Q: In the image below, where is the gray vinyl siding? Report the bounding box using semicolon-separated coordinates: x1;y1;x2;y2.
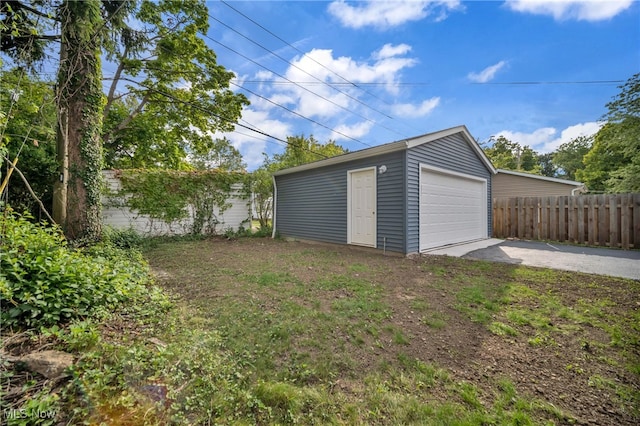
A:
275;151;406;253
493;173;580;197
406;134;492;254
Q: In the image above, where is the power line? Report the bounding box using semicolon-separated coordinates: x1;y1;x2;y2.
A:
204;35;373;146
219;0;395;108
207;12;409;141
230;81;369;147
239;79;626;86
208;12;394;120
130;82;330;159
99;31;364;153
472;80;624;85
202;33;372;147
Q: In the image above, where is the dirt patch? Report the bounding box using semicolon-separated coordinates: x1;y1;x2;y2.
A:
146;237;640;425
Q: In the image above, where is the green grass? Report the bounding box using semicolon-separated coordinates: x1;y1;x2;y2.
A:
36;238;638;425
454;276;510;323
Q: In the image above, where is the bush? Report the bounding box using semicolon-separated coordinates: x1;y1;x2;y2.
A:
0;211;153;329
101;226;143;249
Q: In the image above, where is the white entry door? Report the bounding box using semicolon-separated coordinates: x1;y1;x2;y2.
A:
420;165;487;251
348;167;376;247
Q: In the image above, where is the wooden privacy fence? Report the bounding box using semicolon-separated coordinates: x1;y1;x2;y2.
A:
493;194;640;249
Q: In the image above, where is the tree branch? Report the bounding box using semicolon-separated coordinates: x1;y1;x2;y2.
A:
104;47;129;121
102;92;151;144
2;156;55;224
10;1;59;21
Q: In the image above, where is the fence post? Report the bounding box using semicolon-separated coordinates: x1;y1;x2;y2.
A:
609;195;619;248
598;194;608;246
558;197;566;242
509;197;517;238
621;194;630;249
568;196;577;242
549;196;558;241
577;196;585;244
587;196;596;245
516;197;524;238
493;198;502;238
540;197;549;240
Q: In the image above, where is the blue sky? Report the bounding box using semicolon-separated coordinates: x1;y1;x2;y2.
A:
204;0;639;170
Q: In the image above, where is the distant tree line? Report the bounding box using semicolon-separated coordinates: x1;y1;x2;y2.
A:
482;73;640;194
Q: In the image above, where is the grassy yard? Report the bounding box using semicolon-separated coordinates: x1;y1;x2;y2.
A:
96;237;638;424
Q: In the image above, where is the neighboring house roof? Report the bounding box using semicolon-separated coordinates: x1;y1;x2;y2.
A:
273;125;497;176
496;169;584;187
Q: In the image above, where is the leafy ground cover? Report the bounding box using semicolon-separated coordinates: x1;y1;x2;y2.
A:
3;235;638;425
138;237;638;425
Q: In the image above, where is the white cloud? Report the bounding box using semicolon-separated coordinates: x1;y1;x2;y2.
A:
327;0;463;29
495;121;603;153
392;97;441;118
225;45;427;162
468;61;507;83
254;70;274;80
331;121;375;141
505;0;633;22
373;43;412;60
284;46;418;118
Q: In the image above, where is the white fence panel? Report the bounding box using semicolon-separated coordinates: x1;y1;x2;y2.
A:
102;170;251;236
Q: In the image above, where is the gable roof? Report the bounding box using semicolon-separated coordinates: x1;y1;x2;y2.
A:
496;169;584;186
273;125;497;176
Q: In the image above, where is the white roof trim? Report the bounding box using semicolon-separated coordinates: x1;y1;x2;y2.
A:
496;169;584;186
273;125;496;176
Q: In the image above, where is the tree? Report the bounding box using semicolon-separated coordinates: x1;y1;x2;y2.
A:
2;0;130;240
101;0;248;169
537;152;557;178
553;135;593;181
1;0;248;239
190;138;246;172
0;1;57;67
269;135;346;168
483;136;540;173
578;73;640;193
251;136;347;229
0;68;57;218
52;0;107;241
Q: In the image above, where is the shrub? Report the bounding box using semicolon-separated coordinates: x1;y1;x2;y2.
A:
0;211;153;328
101;226;143;249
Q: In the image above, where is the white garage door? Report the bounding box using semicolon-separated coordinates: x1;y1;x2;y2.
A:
420;166;487;251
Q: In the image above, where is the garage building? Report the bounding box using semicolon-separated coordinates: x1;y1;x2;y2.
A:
272;125;497;254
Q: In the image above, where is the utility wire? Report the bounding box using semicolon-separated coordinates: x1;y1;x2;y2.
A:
102;37;360;155
208;12;409;141
95;14;366;152
132;82;330;159
229;80;369;146
472;80;624;85
203;33;372;147
2;3;348;161
219;0;394;108
238;79;625;86
209;13;394;120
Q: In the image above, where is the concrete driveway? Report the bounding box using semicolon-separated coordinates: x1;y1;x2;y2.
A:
425;239;640;280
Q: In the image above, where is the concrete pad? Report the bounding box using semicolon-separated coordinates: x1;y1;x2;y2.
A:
422;238;505;257
464;240;640;280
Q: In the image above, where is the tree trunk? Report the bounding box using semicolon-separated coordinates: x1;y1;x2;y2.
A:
54;0;104;241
